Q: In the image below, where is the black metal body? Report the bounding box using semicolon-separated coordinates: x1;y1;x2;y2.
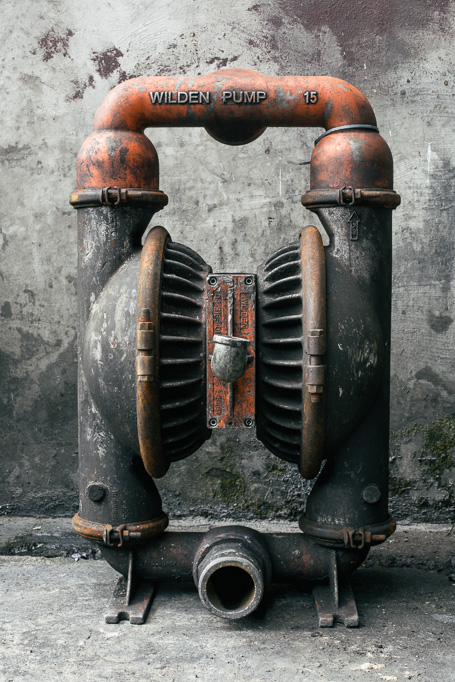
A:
303;206;392;536
77;206;167;533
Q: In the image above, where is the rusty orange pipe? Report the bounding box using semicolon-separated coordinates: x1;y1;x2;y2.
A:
76;67;393;193
92;68;376;132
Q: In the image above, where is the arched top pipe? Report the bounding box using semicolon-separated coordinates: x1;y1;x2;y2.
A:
74;67;397;199
92;68;376;134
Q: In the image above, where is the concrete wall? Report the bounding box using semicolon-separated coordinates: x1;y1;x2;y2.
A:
1;0;454;522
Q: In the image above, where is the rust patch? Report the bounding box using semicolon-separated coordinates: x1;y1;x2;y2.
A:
206;56;239;69
32;28;74;62
136;227;169;479
278;0;453;64
428;312;453;334
91;47;124;79
67;74;95;102
1;302;12;319
300;226;326;479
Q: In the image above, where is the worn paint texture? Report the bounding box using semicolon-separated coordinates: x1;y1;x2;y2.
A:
0;0;454;522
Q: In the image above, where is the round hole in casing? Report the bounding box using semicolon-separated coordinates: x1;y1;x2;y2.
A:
205;565;256;612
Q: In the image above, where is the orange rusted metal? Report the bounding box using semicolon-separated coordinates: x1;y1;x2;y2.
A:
75;68;393;192
206;274;256;429
136;226;170;479
299;515;396;548
72;511;169;546
309;129;393;191
300;226;326;479
77;129;161;191
301;187;401;209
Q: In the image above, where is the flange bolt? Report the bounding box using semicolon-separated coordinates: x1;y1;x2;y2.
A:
362;484;381;504
86;483;107;502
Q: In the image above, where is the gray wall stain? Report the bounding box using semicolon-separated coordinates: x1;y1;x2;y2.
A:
0;0;454;522
428;312;453;334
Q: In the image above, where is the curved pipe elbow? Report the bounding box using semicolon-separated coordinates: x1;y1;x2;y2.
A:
76;67;392;192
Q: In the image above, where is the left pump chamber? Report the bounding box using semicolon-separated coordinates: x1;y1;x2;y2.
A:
82;227;212;465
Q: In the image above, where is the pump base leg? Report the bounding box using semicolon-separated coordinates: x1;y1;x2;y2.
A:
105;550;156;624
312;550;359;627
105;575;156;624
313;580;359;627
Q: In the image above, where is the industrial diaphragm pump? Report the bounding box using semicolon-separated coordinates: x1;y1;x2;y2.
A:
71;68;400;626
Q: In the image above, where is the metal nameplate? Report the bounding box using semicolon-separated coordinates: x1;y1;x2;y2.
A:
206;274;256;429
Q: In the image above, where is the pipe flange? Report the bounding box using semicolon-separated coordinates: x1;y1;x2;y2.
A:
72;512;169;546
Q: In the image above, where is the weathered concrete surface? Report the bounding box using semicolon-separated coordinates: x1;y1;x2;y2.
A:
0;0;454;521
1;552;455;681
0;520;454;681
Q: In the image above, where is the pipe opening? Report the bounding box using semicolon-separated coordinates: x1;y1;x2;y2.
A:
205;564;256;612
194;529;272;620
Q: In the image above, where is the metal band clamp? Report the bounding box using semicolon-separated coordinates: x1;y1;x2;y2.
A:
314;124;379;146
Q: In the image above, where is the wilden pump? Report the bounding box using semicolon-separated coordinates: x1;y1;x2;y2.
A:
70;68;401;626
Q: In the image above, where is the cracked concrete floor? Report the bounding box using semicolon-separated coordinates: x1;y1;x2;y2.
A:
1;558;455;680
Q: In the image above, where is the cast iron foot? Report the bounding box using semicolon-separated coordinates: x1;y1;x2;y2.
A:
105;576;156;624
312;550;359;627
105;550;156;624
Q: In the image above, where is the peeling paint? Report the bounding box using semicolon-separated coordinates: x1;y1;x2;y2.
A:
32;28;74;62
91;47;123;79
1;302;12;319
0;145;32;167
67;74;95;102
428;312;453;334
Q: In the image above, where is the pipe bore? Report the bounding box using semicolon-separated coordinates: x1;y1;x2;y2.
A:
193;528;272;620
206;565;255;611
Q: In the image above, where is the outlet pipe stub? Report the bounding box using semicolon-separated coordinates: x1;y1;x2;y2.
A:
193;527;272;620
